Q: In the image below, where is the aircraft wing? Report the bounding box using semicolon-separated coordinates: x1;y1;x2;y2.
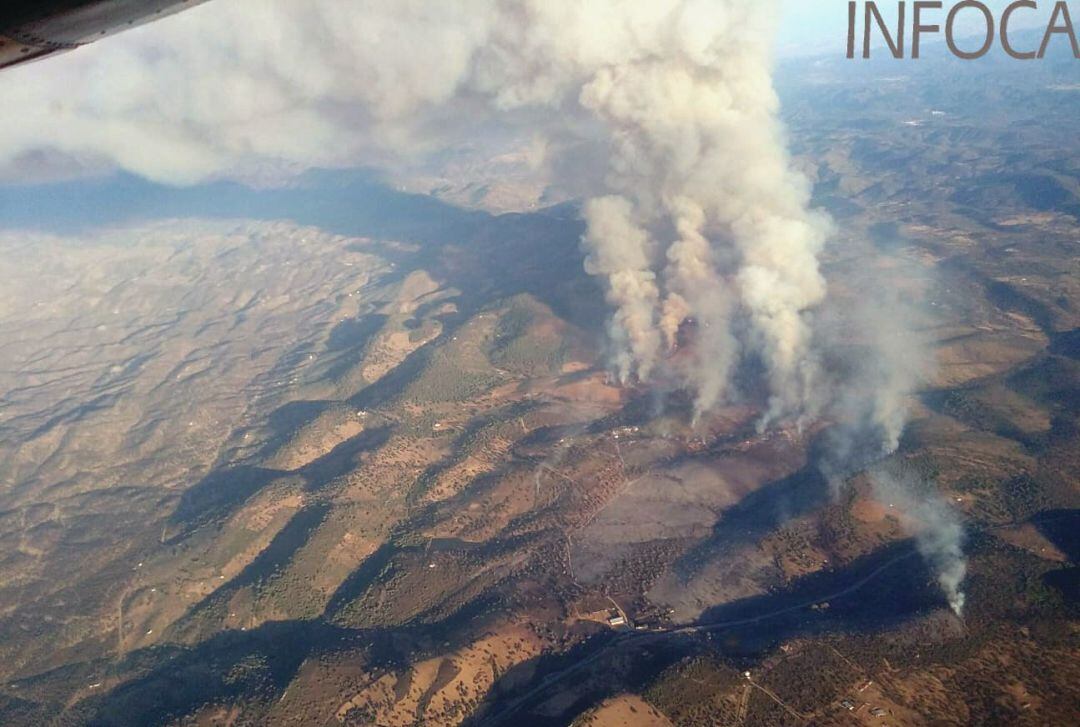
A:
0;0;209;70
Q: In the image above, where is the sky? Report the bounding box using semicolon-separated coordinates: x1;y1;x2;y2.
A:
776;0;1049;58
777;0;852;57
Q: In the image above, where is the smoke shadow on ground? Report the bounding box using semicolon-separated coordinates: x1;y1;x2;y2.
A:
320;504;466;621
919;387;1049;452
0;168;485;242
955;173;1080;224
0;170;619;718
469;540;940;727
0;167;605;336
667;461;830;583
4;167;608;522
1026;510;1080;608
0;167;602;312
346;340;439;412
1043;568;1080;606
162;426;397;631
1033;509;1080;563
326;313;390;353
693;540;939;652
1013;363;1080;413
939;257;1057;337
1049;329;1080;360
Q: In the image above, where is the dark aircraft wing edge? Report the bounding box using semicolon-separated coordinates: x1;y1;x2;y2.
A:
0;0;210;71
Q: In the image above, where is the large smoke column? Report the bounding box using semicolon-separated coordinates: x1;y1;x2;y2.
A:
663;197;739;420
575;6;830;423
582;196;663;384
0;0;829;426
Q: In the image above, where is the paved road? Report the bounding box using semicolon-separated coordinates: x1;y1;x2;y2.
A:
479;546;922;725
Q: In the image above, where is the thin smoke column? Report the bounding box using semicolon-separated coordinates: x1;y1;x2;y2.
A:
817;255;966;616
871;470;967;616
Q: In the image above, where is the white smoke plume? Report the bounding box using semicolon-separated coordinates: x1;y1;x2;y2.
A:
572;10;830;420
818;267;932;487
662;197;738;420
1;0;964;614
0;0;829;426
871;469;967;617
815;251;966;616
582;196;663;384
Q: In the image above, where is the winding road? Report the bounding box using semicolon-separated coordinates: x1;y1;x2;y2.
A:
479;546;923;725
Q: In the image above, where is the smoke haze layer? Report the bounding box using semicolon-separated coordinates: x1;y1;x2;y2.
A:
0;0;831;426
0;0;968;617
